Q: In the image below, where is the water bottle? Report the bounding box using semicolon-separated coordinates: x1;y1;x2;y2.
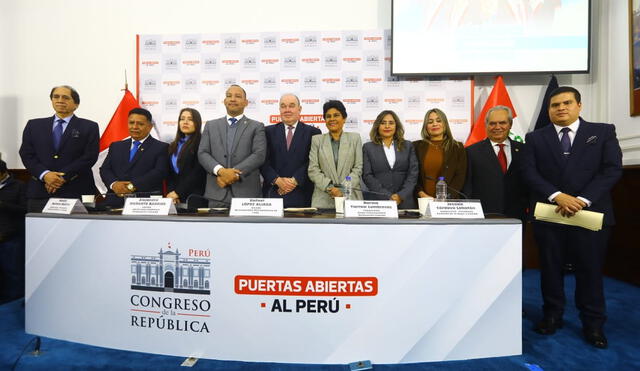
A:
343;176;353;200
435;176;447;201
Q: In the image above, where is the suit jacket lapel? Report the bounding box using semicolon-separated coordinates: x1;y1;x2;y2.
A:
58;115;76;150
288;122;303;153
507;139;522;174
128;137;151;169
541;125;565;167
230;117;248;154
336;134;350;177
566;120;590;168
481;139;503;175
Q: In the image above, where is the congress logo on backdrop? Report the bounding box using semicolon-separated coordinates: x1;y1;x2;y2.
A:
262;35;277;49
223;37;238;49
303;34;319;48
204;98;217;110
243;56;258;69
302;75;318;90
322;54;339;69
282;55;298;69
224;78;237;87
163;57;180;72
344;33;361;48
183;37;200;52
365;54;381;68
142;37;159;52
143;78;159;92
129;243;212;333
365;95;381;110
407;95;423;109
202;56;218;71
262;76;278;90
164;97;179;111
343;75;360;89
450;95;466;108
183;77;199;91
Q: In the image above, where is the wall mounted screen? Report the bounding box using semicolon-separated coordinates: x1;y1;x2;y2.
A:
392;0;590;75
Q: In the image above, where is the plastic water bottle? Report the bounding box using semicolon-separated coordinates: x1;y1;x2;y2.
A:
435;176;447;201
343;176;353;200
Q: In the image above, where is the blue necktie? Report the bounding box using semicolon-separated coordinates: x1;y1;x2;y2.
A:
229;117;238;127
129;141;141;162
53;119;64;151
560;127;572;156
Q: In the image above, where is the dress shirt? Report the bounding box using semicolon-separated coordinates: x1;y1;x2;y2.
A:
383;142;396;168
39;115;73;180
283;122;298;141
213;115;245;176
490;139;512;168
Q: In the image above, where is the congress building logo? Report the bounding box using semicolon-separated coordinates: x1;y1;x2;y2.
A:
163;57;179;72
203;56;218;71
303;75;318;89
283;55;298;69
143;78;158;92
164;97;178;111
344;34;360;47
262;76;278;89
183;37;199;51
143;38;159;52
243;56;257;69
451;95;466;108
263;35;277;48
224;37;238;49
303;34;319;48
131;243;211;295
323;54;339;69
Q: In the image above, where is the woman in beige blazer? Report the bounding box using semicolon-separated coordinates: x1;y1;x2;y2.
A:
308;100;363;209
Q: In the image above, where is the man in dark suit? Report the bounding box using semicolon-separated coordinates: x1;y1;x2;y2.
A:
19;85;99;212
260;94;321;207
522;86;622;348
198;85;266;207
464;105;527;220
100;108;169;207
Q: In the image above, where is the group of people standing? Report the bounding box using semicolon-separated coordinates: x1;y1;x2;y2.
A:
8;83;623;349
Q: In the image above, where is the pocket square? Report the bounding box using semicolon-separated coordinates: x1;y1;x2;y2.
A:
586;136;597;144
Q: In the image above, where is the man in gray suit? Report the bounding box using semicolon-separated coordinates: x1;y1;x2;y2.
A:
198;85;266;207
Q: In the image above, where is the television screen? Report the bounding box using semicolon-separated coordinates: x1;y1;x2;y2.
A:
392;0;590;75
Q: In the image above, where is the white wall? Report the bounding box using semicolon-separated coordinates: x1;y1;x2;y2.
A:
1;0;638;167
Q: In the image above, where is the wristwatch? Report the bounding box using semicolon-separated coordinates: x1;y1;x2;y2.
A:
126;183;135;192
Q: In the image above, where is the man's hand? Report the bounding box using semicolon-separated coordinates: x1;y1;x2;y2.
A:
390;193;402;205
218;168;242;187
43;171;65;192
328;187;343;198
417;191;430;198
275;177;297;195
553;192;586;217
166;191;180;204
112;181;133;196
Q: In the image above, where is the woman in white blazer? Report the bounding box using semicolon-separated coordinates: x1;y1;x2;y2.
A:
308;100;363;209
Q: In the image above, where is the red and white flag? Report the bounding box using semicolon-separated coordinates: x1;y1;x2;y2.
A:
93;89;140;194
465;75;518;147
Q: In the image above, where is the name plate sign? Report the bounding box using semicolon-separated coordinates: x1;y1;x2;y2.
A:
42;198;88;214
230;198;283;217
425;200;484;219
123;198;177;216
344;200;398;218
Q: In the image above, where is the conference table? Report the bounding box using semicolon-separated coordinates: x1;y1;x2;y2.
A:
25;211;522;364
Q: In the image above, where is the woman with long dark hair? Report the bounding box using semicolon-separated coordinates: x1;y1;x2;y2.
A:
166;108;206;206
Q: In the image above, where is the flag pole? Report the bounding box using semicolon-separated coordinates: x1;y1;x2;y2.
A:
124;69;128;91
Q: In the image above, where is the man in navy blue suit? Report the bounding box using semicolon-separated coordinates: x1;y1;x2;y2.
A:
19;85;99;212
260;94;321;207
522;86;622;348
100;108;169;207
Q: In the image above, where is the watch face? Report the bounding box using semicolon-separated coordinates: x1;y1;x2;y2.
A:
127;184;134;191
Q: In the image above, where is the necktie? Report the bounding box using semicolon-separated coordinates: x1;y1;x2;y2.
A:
560;127;572;156
53;119;64;151
229;117;238;127
497;143;507;174
129;141;141;162
286;125;294;150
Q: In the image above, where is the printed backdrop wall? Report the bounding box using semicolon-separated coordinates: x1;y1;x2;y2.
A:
137;30;473;143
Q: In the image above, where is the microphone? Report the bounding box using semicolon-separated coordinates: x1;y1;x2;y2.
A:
422;175;470;200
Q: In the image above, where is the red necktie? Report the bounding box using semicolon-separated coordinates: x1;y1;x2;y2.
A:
497;143;507;174
286;125;294;150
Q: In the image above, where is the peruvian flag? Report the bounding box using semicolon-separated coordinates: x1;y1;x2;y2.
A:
465;76;518;147
93;89;140;194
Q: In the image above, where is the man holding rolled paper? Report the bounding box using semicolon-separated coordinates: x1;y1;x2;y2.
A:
522;86;622;348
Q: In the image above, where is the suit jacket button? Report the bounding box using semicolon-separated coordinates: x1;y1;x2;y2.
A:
54;155;59;159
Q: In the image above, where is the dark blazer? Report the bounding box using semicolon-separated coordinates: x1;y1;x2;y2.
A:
19;115;99;199
413;139;467;198
522;119;622;225
0;176;26;240
100;136;169;203
463;138;527;219
260;122;321;207
362;140;419;209
167;139;206;202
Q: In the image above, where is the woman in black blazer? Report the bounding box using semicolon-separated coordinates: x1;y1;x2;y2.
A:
362;110;418;209
166;108;206;207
